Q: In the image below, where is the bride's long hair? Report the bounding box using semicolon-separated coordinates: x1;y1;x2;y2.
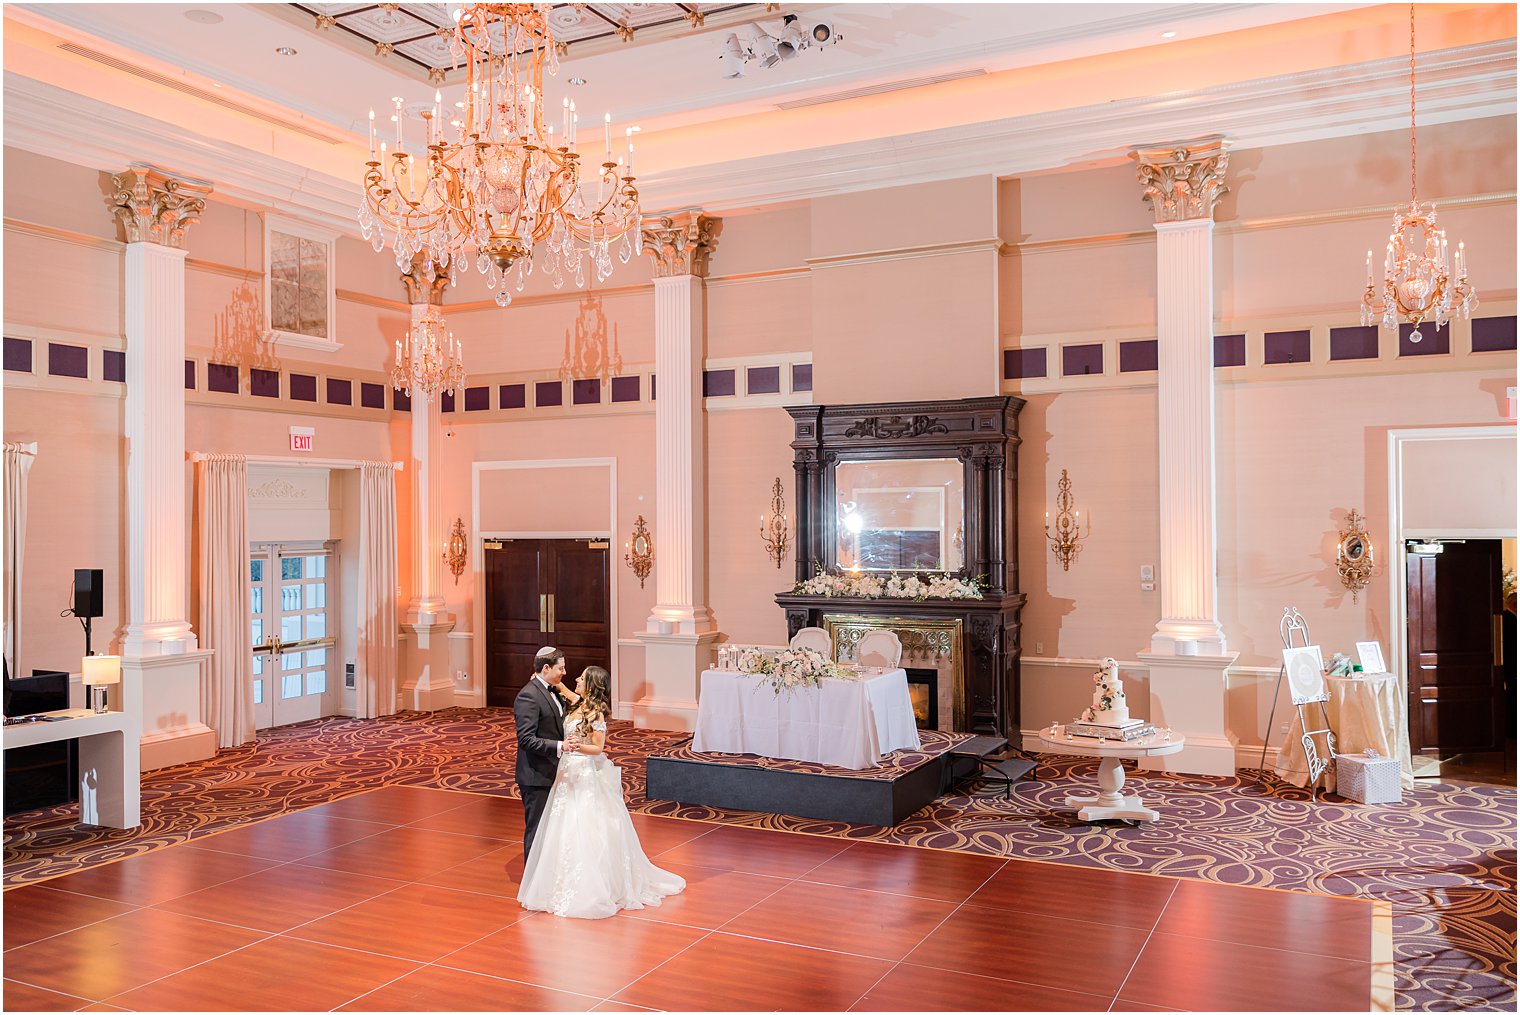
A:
571;666;612;723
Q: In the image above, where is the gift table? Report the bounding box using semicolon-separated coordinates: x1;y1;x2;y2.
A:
1273;672;1413;791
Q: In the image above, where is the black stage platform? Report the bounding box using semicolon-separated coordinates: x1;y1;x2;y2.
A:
647;730;1025;826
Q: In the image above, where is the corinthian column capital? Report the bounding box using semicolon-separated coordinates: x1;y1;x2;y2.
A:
640;211;720;278
401;253;450;306
109;165;212;248
1130;138;1230;224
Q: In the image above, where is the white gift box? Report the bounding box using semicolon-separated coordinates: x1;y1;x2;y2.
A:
1335;750;1402;804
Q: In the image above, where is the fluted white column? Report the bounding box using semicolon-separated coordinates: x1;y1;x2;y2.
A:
114;167;210;656
407;308;448;623
1151;218;1226;654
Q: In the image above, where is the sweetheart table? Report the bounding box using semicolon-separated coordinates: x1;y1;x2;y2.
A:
691;667;920;770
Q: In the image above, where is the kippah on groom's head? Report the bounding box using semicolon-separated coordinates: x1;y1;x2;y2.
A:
534;646;564;672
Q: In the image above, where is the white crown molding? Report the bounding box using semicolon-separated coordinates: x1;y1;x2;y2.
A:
4;40;1512;232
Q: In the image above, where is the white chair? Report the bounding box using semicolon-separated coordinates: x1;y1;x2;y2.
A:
789;626;832;655
855;629;902;669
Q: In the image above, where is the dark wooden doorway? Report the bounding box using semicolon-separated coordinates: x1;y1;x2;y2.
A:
484;538;611;708
1406;539;1505;756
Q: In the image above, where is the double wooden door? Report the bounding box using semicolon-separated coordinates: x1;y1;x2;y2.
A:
1406;539;1506;755
485;538;611;707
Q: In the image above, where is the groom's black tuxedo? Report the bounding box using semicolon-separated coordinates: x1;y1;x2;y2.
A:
514;677;565;860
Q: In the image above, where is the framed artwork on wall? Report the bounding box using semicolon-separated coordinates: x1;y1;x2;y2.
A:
1355;641;1386;674
1283;645;1327;705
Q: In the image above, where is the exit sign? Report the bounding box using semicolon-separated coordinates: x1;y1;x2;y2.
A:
290;426;314;452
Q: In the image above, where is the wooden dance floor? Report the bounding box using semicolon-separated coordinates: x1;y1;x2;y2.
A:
4;786;1387;1012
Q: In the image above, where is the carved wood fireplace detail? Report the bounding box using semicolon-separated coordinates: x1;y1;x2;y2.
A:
774;396;1026;737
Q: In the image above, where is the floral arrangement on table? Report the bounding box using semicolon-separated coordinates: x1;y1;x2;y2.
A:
735;645;852;694
792;565;987;601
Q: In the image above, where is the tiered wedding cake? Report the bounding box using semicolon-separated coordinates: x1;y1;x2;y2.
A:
1068;658;1153;740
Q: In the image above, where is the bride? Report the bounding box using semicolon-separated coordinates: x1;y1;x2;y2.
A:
517;666;686;919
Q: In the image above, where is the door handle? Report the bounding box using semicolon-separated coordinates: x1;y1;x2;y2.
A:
1495;616;1505;667
539;594;547;633
548;594;556;633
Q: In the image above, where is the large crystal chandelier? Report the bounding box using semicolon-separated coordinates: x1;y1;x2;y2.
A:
1360;4;1477;342
359;3;641;308
392;306;466;399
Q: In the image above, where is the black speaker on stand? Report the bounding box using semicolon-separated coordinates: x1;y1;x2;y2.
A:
73;568;103;657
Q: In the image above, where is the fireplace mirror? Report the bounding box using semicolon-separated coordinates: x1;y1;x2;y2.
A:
832;457;966;573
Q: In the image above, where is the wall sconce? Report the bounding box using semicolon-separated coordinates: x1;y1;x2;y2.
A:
81;654;121;714
1336;508;1380;604
625;515;653;589
443;517;468;585
1045;469;1089;572
760;476;791;569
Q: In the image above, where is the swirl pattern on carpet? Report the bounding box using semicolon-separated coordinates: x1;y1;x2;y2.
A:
3;708;1513;1011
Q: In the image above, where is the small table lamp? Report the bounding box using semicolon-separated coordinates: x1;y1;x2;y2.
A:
82;655;121;714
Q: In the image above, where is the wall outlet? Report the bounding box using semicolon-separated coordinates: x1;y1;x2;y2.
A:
1036;642;1044;655
1140;564;1155;581
454;669;469;684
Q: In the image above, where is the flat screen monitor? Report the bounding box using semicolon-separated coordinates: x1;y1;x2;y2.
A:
5;670;69;717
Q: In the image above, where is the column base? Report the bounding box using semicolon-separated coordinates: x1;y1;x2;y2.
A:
645;605;717;637
123;651;215;770
1150;620;1227;656
1136;650;1239;776
632;629;721;731
401;617;457;712
122;620;199;658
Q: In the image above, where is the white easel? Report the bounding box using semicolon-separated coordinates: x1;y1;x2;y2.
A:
1257;607;1337;799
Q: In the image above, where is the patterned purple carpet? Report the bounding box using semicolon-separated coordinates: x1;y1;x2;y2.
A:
4;709;1514;1011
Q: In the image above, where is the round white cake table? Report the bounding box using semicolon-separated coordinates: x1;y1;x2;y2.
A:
1037;726;1187;823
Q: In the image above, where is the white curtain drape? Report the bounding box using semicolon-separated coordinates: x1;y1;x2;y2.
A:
3;442;37;680
197;454;254;749
357;461;398;719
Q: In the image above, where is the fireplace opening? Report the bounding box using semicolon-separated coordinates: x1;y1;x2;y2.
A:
904;666;938;730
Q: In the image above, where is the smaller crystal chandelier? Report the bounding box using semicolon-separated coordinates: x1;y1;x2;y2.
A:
1360;4;1477;342
391;305;465;399
1045;469;1089;572
760;477;791;569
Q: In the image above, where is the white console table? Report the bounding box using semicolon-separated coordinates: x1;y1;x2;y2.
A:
3;671;142;828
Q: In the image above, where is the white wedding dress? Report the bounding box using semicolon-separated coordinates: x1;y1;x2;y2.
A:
517;715;686;919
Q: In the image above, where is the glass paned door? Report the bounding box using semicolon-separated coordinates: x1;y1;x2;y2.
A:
251;544;338;729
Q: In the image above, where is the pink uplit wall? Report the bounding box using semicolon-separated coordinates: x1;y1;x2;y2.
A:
477;465;611;534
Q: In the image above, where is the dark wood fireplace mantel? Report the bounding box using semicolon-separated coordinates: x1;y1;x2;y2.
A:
775;397;1026;737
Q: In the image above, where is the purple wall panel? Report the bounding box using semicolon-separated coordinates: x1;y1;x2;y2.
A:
610;376;640;403
465;385;490;411
360;382;385;408
440;390;456;413
250;368;280;398
1329;326;1379;361
1264;330;1310;365
103;349;125;383
326;378;352;405
48;343;89;378
1003;348;1046;379
1118;340;1158;373
3;337;31;373
1214;334;1245;367
289;373;317;402
1472;316;1516;352
185;359;196;390
535;381;562;407
789;364;810;392
747;366;781;394
572;379;600;405
703;369;736;397
1061;343;1103;377
393;388;412;412
500;383;526;409
208;363;239;394
1399;322;1450;356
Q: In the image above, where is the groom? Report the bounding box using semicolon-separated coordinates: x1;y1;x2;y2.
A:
514;646;579;861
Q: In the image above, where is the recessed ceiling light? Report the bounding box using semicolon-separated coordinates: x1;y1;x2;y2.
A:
184;9;223;25
568;76;587;86
1161;31;1177;39
275;46;298;56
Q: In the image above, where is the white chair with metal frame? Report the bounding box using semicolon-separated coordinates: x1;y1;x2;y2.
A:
855;629;903;669
789;626;832;656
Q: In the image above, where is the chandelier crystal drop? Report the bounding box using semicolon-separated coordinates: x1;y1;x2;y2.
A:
359;4;641;307
392;307;466;399
1360;4;1477;343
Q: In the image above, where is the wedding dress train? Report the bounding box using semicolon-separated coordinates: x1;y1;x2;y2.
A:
517;716;686;919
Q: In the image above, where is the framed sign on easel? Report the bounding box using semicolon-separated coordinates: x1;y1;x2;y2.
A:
1257;608;1338;798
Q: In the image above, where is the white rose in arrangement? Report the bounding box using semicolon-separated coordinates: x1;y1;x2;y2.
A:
734;646;854;694
792;566;987;601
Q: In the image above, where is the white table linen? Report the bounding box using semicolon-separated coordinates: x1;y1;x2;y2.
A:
1272;672;1414;790
692;668;921;769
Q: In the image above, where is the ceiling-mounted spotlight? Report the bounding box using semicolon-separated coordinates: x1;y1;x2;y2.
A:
810;22;839;45
747;25;781;70
776;14;806;60
719;32;746;78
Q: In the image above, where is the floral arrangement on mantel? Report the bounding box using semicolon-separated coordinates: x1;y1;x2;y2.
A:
736;646;852;694
792;565;987;601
